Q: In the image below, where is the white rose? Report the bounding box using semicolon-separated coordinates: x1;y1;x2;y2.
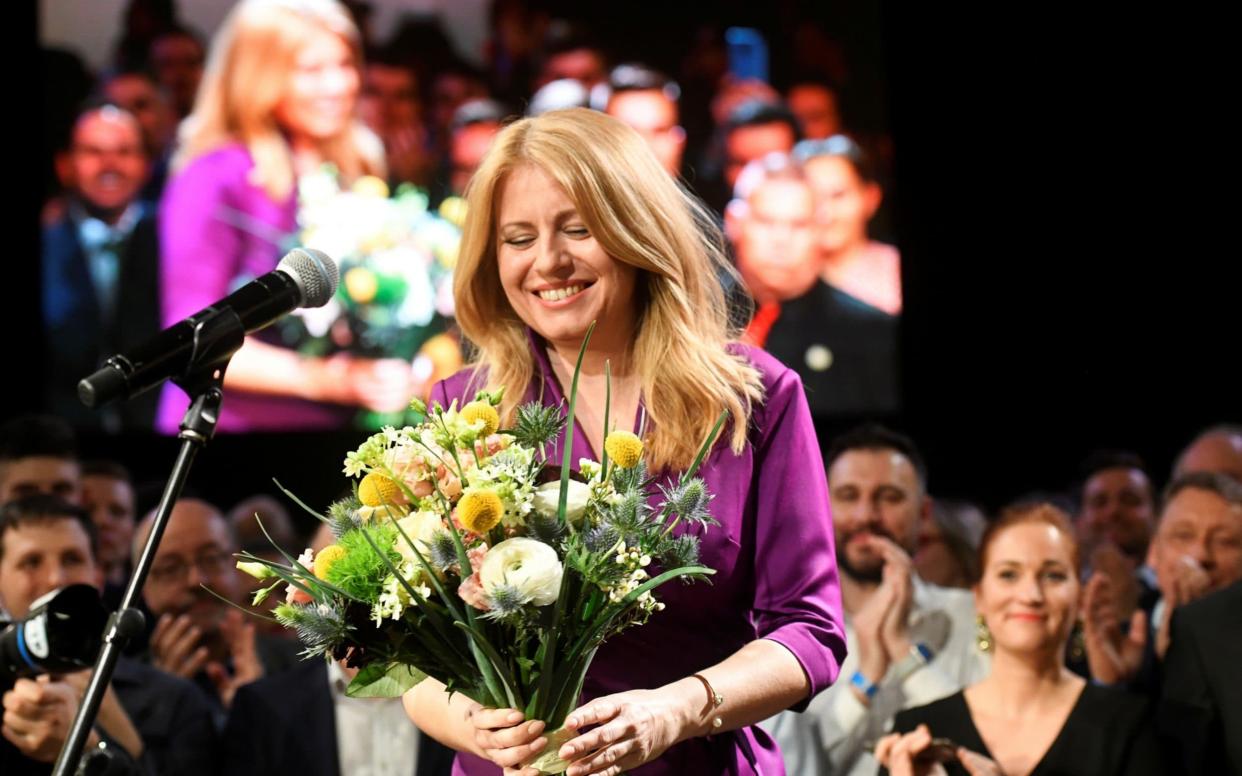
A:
531;480;592;524
479;538;563;607
394;511;445;567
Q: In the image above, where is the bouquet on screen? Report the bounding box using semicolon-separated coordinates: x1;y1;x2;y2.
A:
275;165;466;428
236;330;722;773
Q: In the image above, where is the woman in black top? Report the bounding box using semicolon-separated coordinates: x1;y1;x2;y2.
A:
875;503;1160;776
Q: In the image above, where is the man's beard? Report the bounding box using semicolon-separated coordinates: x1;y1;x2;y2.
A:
836;525;901;584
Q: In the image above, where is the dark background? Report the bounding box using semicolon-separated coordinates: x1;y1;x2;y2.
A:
17;4;1235;528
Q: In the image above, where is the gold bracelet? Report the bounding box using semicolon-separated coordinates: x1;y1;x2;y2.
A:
691;673;724;729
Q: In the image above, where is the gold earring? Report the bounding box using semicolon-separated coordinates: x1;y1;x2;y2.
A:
1069;621;1085;662
975;614;993;653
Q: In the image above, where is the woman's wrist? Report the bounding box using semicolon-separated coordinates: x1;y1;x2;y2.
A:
667;674;723;743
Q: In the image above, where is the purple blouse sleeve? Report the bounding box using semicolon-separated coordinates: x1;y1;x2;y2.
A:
748;356;847;708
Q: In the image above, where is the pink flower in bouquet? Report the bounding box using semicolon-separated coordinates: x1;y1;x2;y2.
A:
440;473;463;500
472;433;510;460
433;463;464;500
457;545;491;611
384;446;431;497
286;548;315;604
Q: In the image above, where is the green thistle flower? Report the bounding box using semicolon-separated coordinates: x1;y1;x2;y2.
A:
661;478;717;528
526;513;566;546
327;496;361;538
274;602;351;658
584;522;620;554
511;402;566;451
660;534;702;573
610;460;649;494
481;583;528;624
428;530;458;572
604;491;648;539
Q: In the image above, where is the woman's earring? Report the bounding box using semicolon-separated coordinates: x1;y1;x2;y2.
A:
1069;620;1086;662
975;614;993;653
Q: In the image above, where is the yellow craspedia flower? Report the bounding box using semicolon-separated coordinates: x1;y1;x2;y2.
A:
457;488;503;533
605;431;644;468
359;472;403;507
461;400;500;437
313;544;347;581
352;175;390;198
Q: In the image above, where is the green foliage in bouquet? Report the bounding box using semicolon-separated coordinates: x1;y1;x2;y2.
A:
235;323;724;773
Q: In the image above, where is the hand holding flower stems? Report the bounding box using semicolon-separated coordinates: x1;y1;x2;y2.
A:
232;321;727;773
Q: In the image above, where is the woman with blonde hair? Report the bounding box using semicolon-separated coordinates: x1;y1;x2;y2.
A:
403;106;847;775
156;0;418;432
875;503;1160;776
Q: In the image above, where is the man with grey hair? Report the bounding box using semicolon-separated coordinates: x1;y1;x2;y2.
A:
1083;470;1242;692
724;152;897;416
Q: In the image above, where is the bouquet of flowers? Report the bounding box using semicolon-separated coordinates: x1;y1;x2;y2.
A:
237;330;724;773
274;165;466;428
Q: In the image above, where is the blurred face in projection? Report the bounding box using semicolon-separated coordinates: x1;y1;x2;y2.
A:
62;109;148;222
732;177;820;302
274;26;359;144
804;155;880;256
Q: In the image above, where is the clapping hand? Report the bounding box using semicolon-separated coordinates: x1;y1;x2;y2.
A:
1082;571;1147;685
851;536;915;701
150;612;212;679
204;610;265;708
1154;555;1211;659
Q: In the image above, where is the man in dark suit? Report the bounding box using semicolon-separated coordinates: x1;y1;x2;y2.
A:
222;658;455;776
1159;577;1242;775
42;102;161;431
726;152;898;417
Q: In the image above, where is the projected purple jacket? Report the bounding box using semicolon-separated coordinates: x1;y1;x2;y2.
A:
434;332;846;776
155;143;349;432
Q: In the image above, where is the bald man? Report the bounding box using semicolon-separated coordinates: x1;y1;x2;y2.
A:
135;499;299;719
1174;425;1242;482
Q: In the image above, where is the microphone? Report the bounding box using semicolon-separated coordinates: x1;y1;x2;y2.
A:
0;584;108;686
78;247;339;409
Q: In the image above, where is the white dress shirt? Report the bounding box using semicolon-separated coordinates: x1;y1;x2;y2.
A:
760;575;990;776
328;660;421;776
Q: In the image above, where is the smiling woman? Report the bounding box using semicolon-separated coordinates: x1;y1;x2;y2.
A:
403;107;848;776
155;0;424;433
877;504;1162;776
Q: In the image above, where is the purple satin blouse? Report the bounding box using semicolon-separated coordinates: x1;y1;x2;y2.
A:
156;143;350;433
433;332;845;776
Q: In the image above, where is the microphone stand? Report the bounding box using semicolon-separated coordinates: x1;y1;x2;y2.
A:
55;308;245;776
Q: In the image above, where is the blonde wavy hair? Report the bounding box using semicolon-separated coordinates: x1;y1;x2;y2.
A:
455;108;764;472
172;0;383;201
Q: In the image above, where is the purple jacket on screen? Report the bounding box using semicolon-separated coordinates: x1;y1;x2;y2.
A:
156;143;350;432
